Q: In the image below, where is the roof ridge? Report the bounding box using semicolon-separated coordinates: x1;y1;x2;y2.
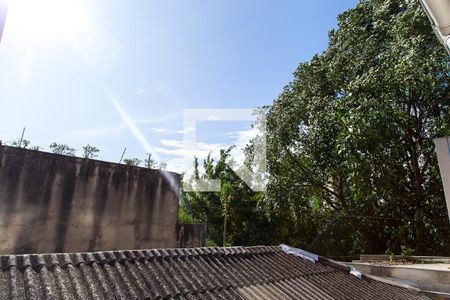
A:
0;245;426;299
0;245;282;272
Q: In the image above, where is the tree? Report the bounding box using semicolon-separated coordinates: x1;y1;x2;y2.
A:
123;158;142;166
49;142;76;156
182;149;278;247
82;144;99;159
7;138;41;150
259;0;449;255
8;138;31;148
144;153;156;168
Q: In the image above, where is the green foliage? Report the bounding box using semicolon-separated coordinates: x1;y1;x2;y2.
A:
144;153;156;168
385;248;395;261
7;138;41;150
144;153;167;170
257;0;450;256
178;194;198;224
49;142;76;156
178;208;197;224
123;158;142;166
400;245;415;258
179;0;449;257
82;144;99;159
182;149;278;247
8;138;31;148
205;239;217;247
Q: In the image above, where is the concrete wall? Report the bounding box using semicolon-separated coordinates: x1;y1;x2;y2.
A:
178;224;206;248
358;254;450;263
0;145;182;254
434;137;450;220
349;262;450;293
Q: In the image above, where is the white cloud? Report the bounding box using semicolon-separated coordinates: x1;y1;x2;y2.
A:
228;128;259;165
157;127;260;174
232;128;259;146
157;139;226;157
151;127;170;133
135;89;146;94
174;127;195;134
154;138;226;173
150;127;195;135
160;139;182;147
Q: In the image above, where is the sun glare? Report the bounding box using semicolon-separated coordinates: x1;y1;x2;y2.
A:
7;0;90;40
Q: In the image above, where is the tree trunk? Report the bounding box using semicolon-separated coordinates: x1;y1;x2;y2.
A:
223;213;228;247
415;204;425;255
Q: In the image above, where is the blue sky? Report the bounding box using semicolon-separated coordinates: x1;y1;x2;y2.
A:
0;0;357;172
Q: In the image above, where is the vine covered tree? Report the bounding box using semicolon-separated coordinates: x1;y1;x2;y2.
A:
82;144;100;159
181;0;449;256
182;150;278;246
49;142;76;156
260;0;450;255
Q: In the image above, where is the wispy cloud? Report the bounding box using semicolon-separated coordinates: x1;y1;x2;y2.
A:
150;127;195;135
156;127;260;173
151;127;169;133
175;127;195;134
228;128;259;165
62;116;177;141
156;139;226;158
155;139;227;173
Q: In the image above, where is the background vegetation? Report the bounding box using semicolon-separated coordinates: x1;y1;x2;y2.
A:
182;0;450;258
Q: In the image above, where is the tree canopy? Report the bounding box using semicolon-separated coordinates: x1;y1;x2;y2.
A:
183;0;450;257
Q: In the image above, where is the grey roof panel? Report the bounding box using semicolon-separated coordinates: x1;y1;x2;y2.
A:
0;246;427;299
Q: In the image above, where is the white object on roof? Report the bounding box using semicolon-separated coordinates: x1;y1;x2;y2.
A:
350;267;363;279
279;244;319;263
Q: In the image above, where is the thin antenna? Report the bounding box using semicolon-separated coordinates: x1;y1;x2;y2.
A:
146;152;153;168
119;147;126;163
18;127;25;148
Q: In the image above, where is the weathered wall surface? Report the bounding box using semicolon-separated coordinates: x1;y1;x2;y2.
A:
178;224;206;248
0;145;181;254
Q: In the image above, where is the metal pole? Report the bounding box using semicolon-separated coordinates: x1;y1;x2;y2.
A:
119;147;126;163
18;127;25;148
146;152;152;168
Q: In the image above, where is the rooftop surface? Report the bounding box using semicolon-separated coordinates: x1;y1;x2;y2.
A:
357;262;450;271
0;246;427;299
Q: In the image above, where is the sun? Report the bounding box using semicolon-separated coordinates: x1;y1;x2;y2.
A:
6;0;90;41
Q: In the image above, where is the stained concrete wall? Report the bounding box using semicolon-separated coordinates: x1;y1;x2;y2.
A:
0;145;182;254
178;224;206;248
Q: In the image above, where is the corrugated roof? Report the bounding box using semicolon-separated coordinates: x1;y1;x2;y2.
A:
0;246;428;299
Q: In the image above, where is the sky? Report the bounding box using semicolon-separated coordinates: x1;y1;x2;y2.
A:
0;0;357;173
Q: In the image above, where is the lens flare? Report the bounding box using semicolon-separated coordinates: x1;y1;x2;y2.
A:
7;0;90;40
